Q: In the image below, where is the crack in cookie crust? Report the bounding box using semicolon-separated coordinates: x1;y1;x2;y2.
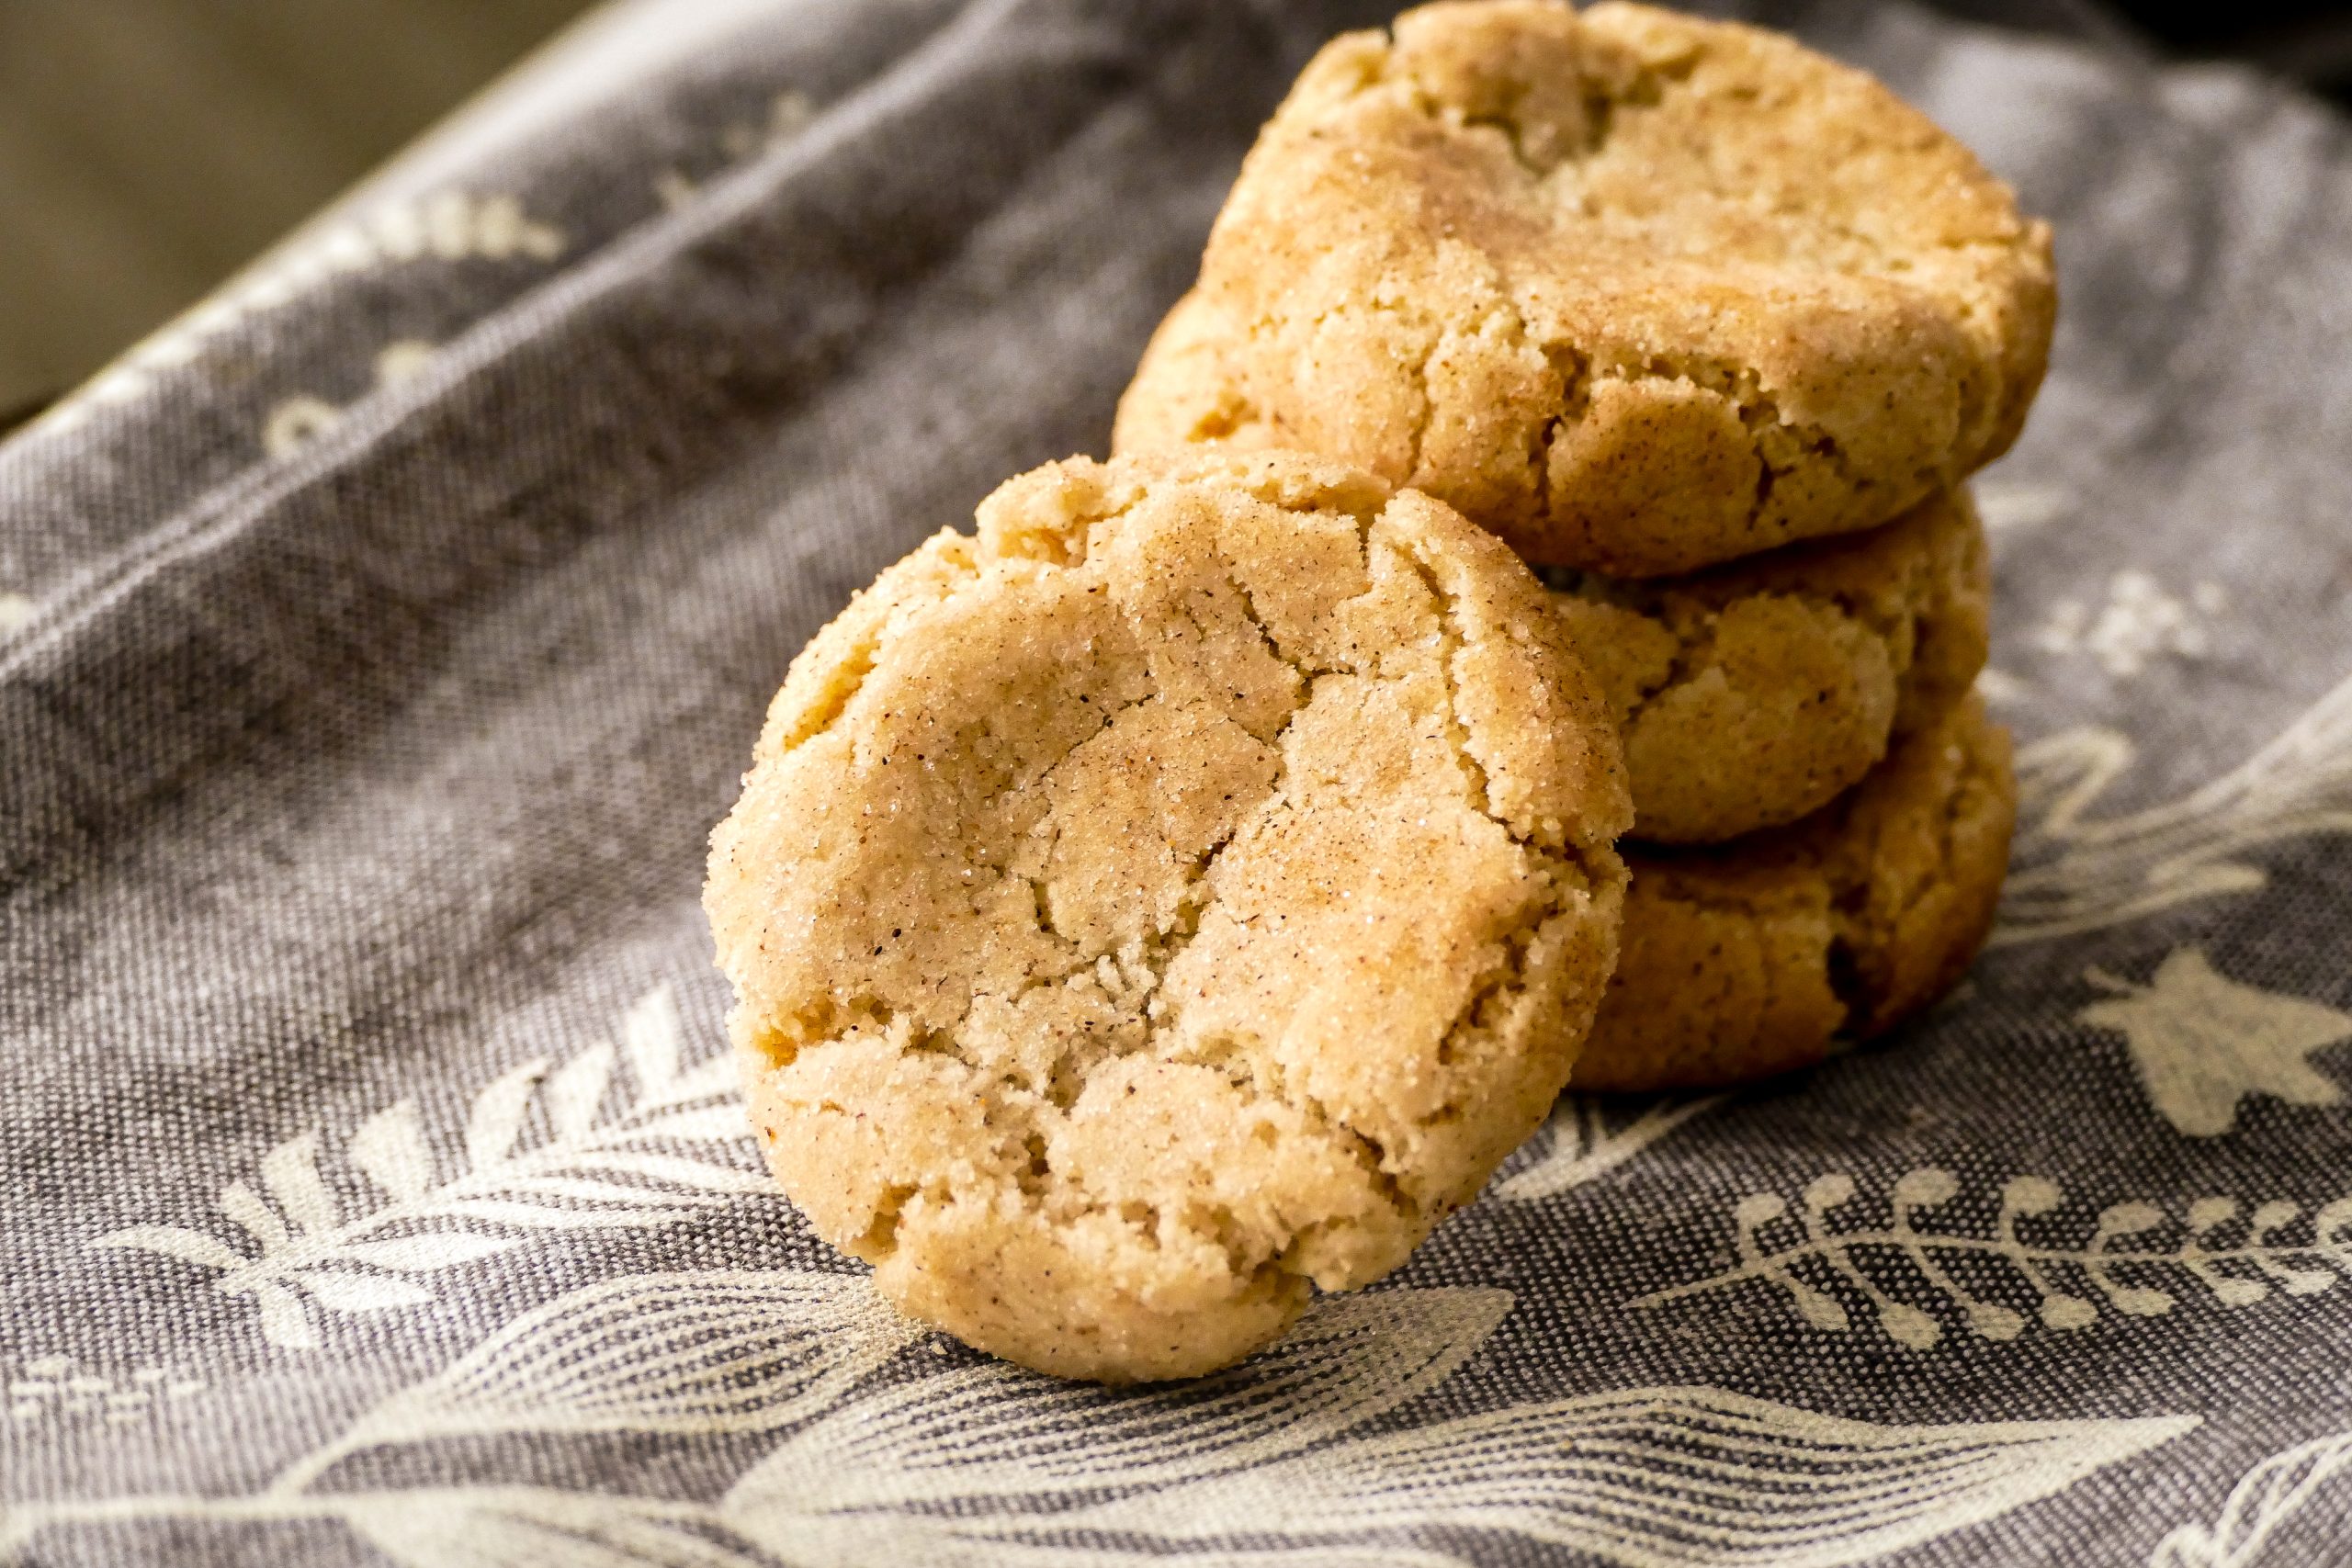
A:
707;450;1628;1381
1549;487;1990;842
1570;693;2013;1092
1116;290;1995;845
1113;0;2054;578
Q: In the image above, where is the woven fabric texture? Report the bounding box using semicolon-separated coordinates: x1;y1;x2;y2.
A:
6;1;2352;1562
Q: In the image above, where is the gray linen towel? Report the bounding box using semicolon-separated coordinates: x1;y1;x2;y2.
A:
5;1;2352;1562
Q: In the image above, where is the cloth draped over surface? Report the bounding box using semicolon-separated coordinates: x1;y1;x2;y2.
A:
5;1;2352;1562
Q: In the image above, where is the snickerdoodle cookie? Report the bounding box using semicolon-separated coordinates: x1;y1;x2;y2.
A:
1571;694;2012;1091
707;450;1629;1381
1552;488;1988;843
1114;1;2053;577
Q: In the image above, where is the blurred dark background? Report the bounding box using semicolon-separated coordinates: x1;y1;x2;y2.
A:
1958;0;2352;93
1;0;2347;426
2111;0;2352;95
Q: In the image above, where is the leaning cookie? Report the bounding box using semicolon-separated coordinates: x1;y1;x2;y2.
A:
1120;1;2053;577
707;449;1630;1382
1551;488;1989;843
1571;694;2012;1092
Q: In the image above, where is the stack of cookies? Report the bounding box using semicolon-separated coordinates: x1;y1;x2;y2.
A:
1113;0;2049;1094
707;0;2050;1383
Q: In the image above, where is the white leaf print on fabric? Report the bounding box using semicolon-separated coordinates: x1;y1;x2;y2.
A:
653;90;820;210
2079;949;2352;1135
723;1287;1510;1521
2032;570;2227;679
1974;666;2032;705
1497;1094;1724;1201
349;1100;436;1202
1997;666;2352;944
260;1134;343;1235
2153;1430;2352;1568
1050;1388;2195;1568
87;985;765;1350
262;338;440;457
5;1354;204;1428
37;194;562;438
258;395;345;458
277;1271;920;1493
1640;1170;2352;1347
4;1271;2187;1568
87;1226;245;1273
1972;479;2074;535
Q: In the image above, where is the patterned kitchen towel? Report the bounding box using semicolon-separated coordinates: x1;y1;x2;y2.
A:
5;0;2352;1563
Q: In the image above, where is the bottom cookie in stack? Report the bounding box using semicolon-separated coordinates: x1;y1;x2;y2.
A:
1571;694;2014;1092
1548;489;1989;844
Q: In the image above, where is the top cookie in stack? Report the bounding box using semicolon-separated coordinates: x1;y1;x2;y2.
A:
1116;0;2050;1089
1114;0;2052;579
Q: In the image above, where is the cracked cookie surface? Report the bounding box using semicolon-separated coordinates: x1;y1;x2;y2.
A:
1112;1;2054;577
1572;693;2012;1091
706;450;1629;1381
1552;487;1988;843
